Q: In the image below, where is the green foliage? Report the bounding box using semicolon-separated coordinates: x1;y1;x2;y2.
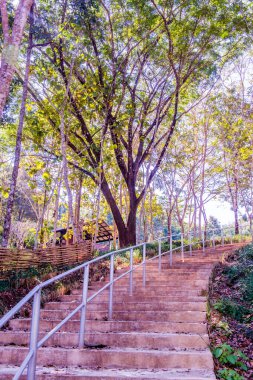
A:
214;298;252;322
146;242;158;257
243;272;253;302
213;344;248;371
0;279;10;292
1;263;57;293
223;265;244;285
217;368;244;380
23;228;36;249
208;216;221;235
222;245;253;304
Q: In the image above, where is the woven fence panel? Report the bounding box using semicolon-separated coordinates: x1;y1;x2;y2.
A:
0;241;92;273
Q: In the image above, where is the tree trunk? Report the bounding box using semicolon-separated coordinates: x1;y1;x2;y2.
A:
53;170;62;246
149;188;154;240
202;207;208;239
126;202;138;246
234;207;239;235
234;173;239;235
100;176;138;247
0;0;34;118
100;177;128;247
113;219;117;249
167;212;172;237
74;174;83;242
141;196;148;242
60;121;77;243
2;6;34;247
34;188;47;248
250;217;253;243
59;61;78;244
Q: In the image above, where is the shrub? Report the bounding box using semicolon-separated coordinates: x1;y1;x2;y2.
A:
242;272;253;302
214;298;252;322
217;368;245;380
223;265;244;285
213;343;248;371
0;279;9;292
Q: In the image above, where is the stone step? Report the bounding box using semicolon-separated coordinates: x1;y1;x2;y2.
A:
84;281;209;290
0;346;214;370
9;319;208;334
113;272;211;278
145;261;215;266
110;272;211;280
39;309;206;322
131;268;212;273
84;288;208;295
85;289;206;296
125;269;211;274
43;301;206;311
60;294;207;302
0;331;209;350
0;365;217;379
121;278;209;283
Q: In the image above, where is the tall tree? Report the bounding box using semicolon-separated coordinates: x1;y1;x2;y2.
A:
0;0;34;118
25;0;249;246
2;3;34;247
214;90;252;235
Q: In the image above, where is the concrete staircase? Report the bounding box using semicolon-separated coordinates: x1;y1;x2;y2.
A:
0;244;242;379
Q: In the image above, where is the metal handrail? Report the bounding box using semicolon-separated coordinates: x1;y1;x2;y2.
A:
0;225;249;380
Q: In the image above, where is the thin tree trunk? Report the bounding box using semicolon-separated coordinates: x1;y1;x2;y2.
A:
34;188;47;248
234;206;239;235
2;5;34;247
141;197;147;242
250;217;253;243
198;124;208;239
59;57;78;244
93;184;102;250
0;0;34;118
149;187;154;240
60;116;77;243
167;211;172;237
53;169;62;246
234;172;239;235
74;174;83;242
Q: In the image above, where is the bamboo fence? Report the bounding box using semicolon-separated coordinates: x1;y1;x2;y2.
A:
0;241;92;274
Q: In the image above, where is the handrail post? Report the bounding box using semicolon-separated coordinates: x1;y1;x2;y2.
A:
27;289;41;380
158;238;162;272
108;253;114;320
78;264;89;348
202;231;205;253
169;234;173;267
142;243;146;287
129;248;133;296
189;232;192;256
221;228;224;246
181;233;184;262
